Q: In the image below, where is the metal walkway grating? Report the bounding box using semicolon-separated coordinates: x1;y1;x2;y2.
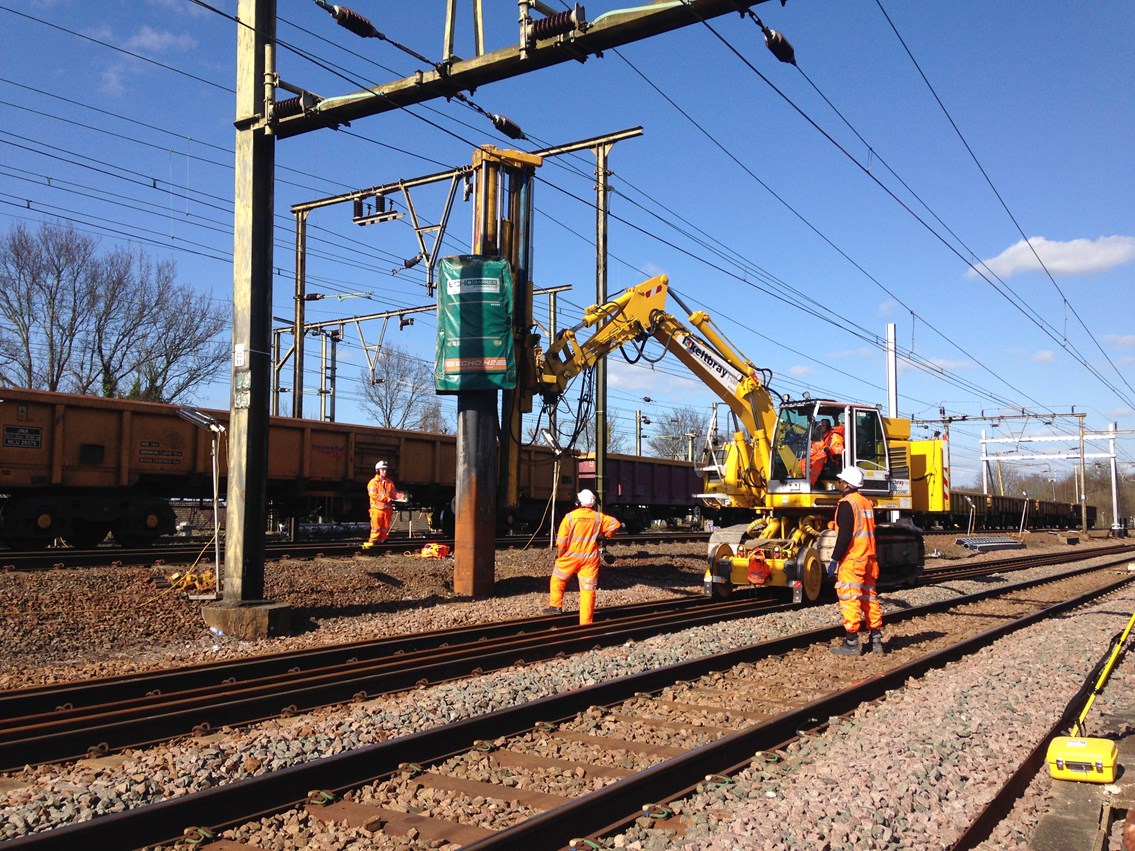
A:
955;535;1025;553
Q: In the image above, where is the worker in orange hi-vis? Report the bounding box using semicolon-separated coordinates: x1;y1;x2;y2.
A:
827;465;884;656
824;417;846;459
545;489;623;625
362;460;398;551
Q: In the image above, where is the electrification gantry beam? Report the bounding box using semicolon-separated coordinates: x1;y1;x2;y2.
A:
275;0;769;139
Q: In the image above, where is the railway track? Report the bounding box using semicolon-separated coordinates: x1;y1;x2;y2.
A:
5;552;1132;849
0;595;785;771
919;542;1135;582
2;547;1132;773
0;531;712;571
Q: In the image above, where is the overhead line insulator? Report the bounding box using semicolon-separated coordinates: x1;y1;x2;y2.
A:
315;1;379;39
531;7;585;41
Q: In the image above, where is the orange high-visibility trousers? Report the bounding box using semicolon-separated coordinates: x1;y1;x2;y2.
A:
835;557;881;634
549;560;601;625
366;506;393;545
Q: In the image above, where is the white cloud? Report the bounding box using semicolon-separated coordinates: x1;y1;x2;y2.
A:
126;25;196;54
1104;334;1135;348
787;364;815;378
99;61;129;97
1031;350;1055;363
969;235;1135;279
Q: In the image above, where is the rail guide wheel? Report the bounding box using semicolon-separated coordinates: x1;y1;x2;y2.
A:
706;541;735;600
799;547;823;604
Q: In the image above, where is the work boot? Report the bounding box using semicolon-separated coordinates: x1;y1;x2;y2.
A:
868;630;886;655
542;606;563;615
830;632;862;656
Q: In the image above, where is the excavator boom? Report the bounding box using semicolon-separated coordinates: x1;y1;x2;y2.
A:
531;273;933;604
536;274;778;444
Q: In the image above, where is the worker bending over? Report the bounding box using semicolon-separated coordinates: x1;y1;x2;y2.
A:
826;466;884;655
546;489;623;625
362;460;398;550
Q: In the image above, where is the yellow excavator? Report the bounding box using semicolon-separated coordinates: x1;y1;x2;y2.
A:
532;274;944;604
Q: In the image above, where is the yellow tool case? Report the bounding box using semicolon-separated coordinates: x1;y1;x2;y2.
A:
1047;736;1119;784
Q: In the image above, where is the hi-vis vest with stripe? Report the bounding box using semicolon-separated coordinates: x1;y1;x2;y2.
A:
555;508;620;570
368;476;397;508
838;490;877;565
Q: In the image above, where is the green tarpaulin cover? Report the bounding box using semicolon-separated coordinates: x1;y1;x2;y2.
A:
435;255;516;392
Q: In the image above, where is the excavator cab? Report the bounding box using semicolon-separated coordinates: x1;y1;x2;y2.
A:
769;402;891;494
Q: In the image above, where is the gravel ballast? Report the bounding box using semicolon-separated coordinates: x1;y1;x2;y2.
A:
1;534;1132;847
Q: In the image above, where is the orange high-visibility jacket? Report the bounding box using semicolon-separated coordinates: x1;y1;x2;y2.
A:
367;475;397;509
824;426;845;457
832;489;877;566
555;507;621;571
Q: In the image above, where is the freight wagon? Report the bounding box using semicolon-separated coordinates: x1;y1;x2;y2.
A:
0;388;1098;549
578;453;704;533
910;488;1096;532
0;388;573;548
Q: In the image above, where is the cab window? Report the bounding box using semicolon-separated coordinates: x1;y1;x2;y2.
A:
770;407;811;480
853;409;887;472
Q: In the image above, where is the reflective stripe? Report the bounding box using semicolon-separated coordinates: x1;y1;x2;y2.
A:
836;586;879;602
555;508;621;571
368;475;397;508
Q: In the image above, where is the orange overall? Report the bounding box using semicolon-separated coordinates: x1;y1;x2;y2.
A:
824;426;845;459
364;474;397;547
832;490;882;634
549;506;622;625
805;439;828;484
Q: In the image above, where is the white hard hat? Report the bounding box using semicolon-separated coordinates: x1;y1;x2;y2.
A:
577;489;596;507
375;460;388;471
837;466;865;488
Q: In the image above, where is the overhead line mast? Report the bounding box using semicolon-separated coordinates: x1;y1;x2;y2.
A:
222;0;774;633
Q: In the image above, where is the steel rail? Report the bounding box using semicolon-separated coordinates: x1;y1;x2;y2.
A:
6;560;1132;850
0;595;716;714
0;530;711;569
0;597;785;770
470;574;1135;850
2;551;1129;771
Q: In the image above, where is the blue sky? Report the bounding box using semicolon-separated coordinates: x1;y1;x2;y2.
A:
2;0;1133;489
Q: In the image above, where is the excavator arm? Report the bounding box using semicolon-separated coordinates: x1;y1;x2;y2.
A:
534;274;780;458
536;275;669;397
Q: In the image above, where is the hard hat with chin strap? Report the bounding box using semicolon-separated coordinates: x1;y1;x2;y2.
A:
837;466;865;488
577;489;596;507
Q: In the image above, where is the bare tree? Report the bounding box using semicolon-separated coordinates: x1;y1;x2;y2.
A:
0;222;98;391
74;246;158;397
0;222;228;402
416;397;452;434
360;345;446;430
576;415;629;454
648;405;710;460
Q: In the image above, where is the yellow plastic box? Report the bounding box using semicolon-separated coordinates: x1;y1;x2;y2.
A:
1047;736;1119;783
